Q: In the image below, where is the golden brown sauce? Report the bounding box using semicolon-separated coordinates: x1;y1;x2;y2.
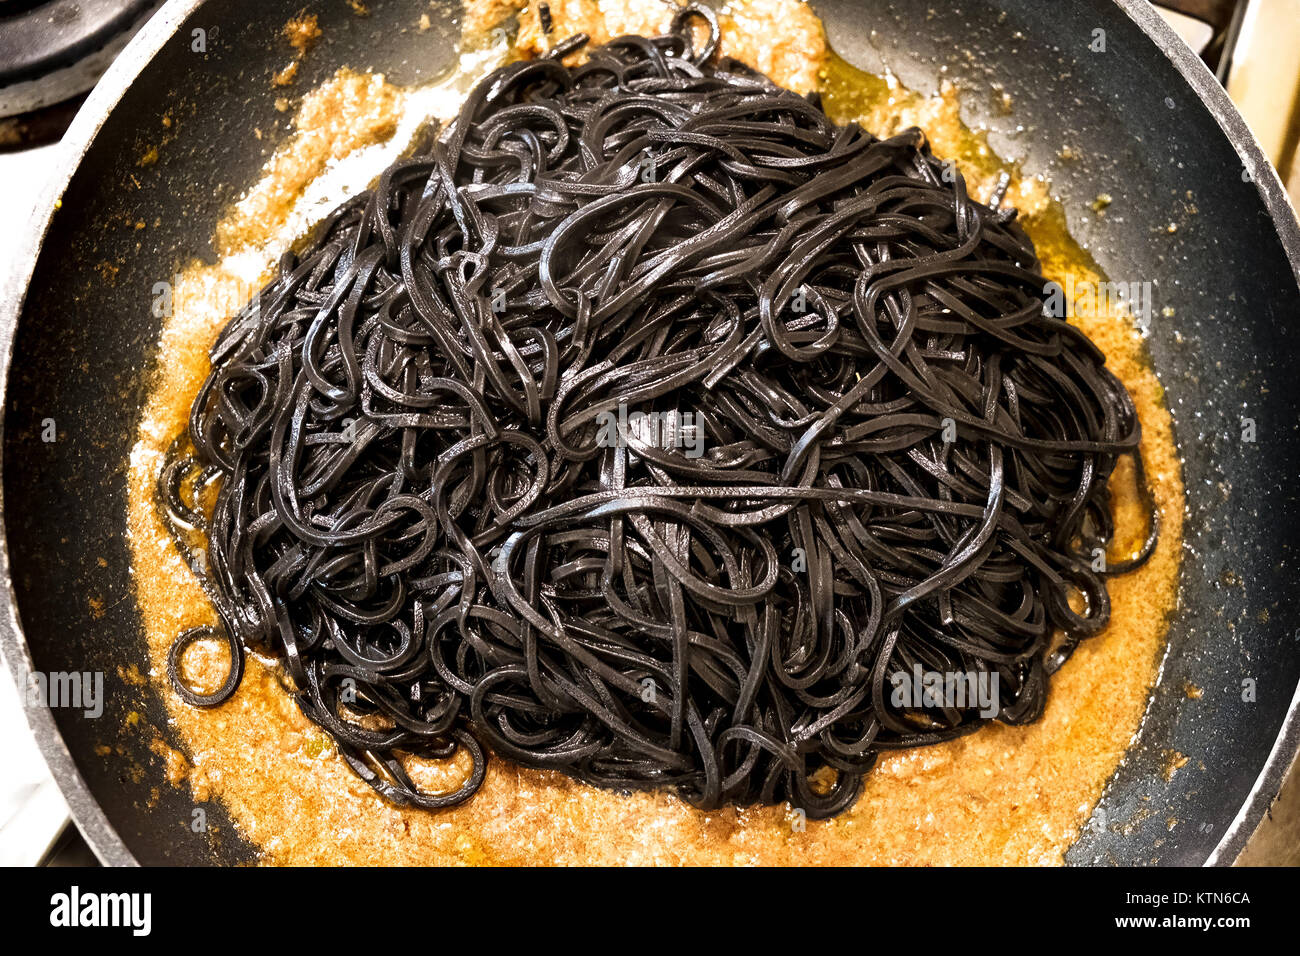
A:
511;0;827;92
125;1;1183;865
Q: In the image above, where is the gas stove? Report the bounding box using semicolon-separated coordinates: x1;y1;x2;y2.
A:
0;1;160;119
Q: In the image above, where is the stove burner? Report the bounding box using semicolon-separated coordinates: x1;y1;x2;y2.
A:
0;0;160;118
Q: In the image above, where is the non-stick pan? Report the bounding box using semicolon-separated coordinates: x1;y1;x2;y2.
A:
2;0;1299;866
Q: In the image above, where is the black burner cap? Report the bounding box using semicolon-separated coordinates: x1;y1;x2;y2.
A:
0;0;159;115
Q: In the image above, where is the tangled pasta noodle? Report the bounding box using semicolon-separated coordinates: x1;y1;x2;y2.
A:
162;12;1158;819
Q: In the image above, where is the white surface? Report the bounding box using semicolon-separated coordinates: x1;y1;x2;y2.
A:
0;656;70;865
1225;0;1300;168
0;141;73;866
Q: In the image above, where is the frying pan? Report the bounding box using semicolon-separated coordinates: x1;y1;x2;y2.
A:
2;0;1299;867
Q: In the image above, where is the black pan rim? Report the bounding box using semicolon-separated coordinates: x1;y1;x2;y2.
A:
1;0;1298;867
1109;0;1300;865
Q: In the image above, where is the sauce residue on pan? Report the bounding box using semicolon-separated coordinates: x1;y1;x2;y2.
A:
125;0;1183;865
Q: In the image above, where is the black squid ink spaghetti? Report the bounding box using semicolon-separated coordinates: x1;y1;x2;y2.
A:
159;10;1158;820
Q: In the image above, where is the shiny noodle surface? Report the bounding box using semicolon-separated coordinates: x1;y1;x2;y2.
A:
162;13;1157;819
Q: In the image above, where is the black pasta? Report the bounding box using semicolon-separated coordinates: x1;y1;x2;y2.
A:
161;9;1157;819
